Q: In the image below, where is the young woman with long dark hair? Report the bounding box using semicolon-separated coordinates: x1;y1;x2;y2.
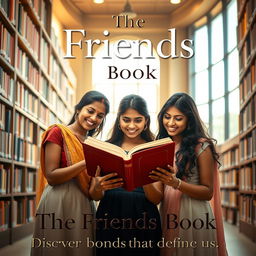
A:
95;94;163;256
150;93;227;256
31;91;122;256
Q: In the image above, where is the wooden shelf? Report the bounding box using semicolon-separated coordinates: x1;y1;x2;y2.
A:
0;194;12;198
0;0;76;248
220;185;239;190
239;156;256;166
219;164;240;172
221;204;238;209
13;192;36;197
0;229;11;247
240;190;256;195
239;220;256;242
0;158;12;164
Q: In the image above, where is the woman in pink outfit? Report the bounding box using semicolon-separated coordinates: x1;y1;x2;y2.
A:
150;93;228;256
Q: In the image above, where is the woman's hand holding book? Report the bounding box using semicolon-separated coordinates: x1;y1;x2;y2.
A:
149;165;181;189
93;166;124;192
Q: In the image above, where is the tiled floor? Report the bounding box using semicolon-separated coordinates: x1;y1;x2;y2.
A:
0;222;255;256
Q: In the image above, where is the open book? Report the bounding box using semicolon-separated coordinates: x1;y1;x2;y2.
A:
83;137;175;191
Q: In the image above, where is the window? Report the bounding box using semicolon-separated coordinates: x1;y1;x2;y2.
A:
190;0;239;144
92;39;160;140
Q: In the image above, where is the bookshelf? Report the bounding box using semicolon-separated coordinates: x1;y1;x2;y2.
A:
237;0;256;242
219;136;240;226
0;0;76;247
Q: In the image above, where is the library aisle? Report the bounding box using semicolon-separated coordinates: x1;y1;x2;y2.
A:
0;222;255;256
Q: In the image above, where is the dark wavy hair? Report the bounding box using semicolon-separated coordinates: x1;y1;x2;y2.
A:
107;94;155;146
157;92;219;179
68;90;110;137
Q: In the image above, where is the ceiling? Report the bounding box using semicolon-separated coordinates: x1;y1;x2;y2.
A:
68;0;188;15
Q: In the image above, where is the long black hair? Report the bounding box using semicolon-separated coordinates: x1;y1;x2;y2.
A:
157;92;219;178
68;90;110;137
107;94;155;146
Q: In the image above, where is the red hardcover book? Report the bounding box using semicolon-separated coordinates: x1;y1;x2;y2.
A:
83;137;175;191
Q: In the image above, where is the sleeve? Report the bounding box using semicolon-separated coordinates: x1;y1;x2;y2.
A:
196;141;210;157
43;126;63;147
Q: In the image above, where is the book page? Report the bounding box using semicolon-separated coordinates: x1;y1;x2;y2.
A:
128;137;173;157
84;137;128;159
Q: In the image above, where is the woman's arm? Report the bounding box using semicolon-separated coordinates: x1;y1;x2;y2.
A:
150;147;214;201
44;142;86;185
143;181;163;204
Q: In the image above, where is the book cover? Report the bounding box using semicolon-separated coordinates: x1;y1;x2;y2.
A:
83;137;175;191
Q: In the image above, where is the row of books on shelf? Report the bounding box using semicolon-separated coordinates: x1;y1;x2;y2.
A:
30;0;41;20
0;130;12;159
238;0;256;41
0;0;15;22
1;96;63;132
240;195;256;226
239;34;252;70
221;147;239;168
50;46;77;96
0;130;38;165
0;0;50;32
222;207;238;225
39;101;70;126
0;197;36;231
16;31;74;107
16;45;40;90
0;164;10;194
239;164;256;191
13;168;36;193
239;26;256;73
239;129;256;160
16;80;38;118
239;61;256;104
220;169;238;187
240;93;256;132
15;46;74;115
40;0;51;34
0;103;11;132
17;3;40;60
41;36;49;71
0;165;37;194
28;0;50;31
0;66;14;103
15;74;73;124
14;136;37;165
14;112;37;142
0;200;10;231
221;190;238;208
0;21;14;65
13;197;36;226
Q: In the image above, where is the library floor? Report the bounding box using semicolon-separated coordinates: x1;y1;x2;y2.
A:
0;222;255;256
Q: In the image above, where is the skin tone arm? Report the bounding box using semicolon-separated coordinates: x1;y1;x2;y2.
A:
89;166;124;201
45;143;123;199
149;146;214;201
143;181;163;204
44;142;87;185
